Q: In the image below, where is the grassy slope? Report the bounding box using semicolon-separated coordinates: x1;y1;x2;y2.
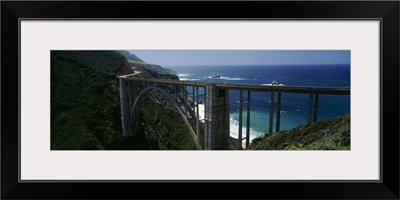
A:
249;113;350;150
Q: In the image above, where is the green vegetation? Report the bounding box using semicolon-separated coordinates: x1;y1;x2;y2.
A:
51;50;195;150
52;50;127;74
51;51;125;149
249;113;350;150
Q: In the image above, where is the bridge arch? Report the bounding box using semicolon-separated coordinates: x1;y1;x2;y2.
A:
129;86;202;150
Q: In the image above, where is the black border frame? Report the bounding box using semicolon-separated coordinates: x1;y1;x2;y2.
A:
2;1;399;199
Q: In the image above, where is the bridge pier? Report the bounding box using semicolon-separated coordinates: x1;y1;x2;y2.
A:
307;93;320;124
119;77;139;138
119;78;130;137
269;92;274;133
204;84;230;150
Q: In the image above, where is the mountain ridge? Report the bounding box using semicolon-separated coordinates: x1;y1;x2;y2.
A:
118;50;177;75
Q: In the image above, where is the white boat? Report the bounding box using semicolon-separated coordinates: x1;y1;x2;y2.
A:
261;80;285;86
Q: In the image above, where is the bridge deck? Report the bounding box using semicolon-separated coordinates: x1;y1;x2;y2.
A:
121;77;350;95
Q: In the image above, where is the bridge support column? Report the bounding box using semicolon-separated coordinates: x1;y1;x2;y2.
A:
204;84;230;150
119;78;130;137
307;94;314;124
119;77;138;138
269;92;274;133
276;92;281;132
313;94;319;122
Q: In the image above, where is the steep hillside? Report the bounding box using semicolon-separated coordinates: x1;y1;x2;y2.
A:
249;113;350;150
51;50;196;150
51;51;126;149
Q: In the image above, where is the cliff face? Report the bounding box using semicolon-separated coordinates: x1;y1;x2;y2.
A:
115;58;134;76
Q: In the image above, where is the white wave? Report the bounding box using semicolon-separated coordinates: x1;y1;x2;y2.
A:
221;76;247;81
195;104;205;120
261;83;285;86
180;78;201;81
206;76;247;81
229;116;264;142
177;73;193;78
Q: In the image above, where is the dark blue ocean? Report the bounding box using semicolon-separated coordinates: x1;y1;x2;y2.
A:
169;65;350;140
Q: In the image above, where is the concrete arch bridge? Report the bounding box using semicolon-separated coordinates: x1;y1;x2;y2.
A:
118;75;350;150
